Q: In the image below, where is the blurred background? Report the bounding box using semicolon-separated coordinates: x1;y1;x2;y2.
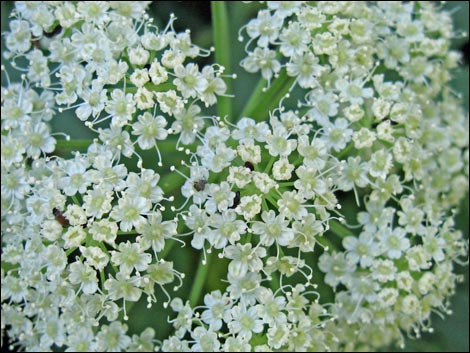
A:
1;1;468;351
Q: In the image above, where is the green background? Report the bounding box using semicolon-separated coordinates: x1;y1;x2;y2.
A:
1;1;468;351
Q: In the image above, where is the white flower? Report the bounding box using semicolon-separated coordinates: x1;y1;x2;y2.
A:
232;117;270;143
279;21;310;57
198;144;236;173
110;195;151;232
208;210;246;249
286;52;323;88
226;304;264;340
5;20;32;54
252;210;294;246
200;66;227;107
149;60;168;85
24;121;56;158
95;322;131;352
173;63;208;99
265;125;297;157
205;182;235;214
343;232;381;268
252;172;276;193
63;226;87;249
83;186;113;218
64;204;87;226
128;45;150;66
336;156;369;191
110;241;151;275
227;166;252;188
318;252;356;287
237;140;262;164
225;243;266;277
79;245;109;270
236;194;262;221
352;127;376;150
246;10;282;47
201;290;231;331
380;227;410;259
277;190;309;221
371;258;397;283
89;219;118;245
240;47;281;82
105;89;136;128
132;112;168;150
136;211;177;254
68;261;99;295
129;68;150;87
272;158;294;181
76;82;107;121
320;118;353;152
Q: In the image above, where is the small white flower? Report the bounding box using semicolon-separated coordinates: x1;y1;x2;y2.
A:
110;195;151;232
110;241;151;275
105;89;136;128
236;194;262;221
240;47;281;82
227;304;264;340
132;112;168;150
128;45;150;66
68;261;99;295
173;63;208;99
252;210;294;246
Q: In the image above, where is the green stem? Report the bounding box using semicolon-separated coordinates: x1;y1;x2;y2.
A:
316;235;337;252
211;2;232;119
328;220;352;239
65;247;77;257
55;139;91;153
100;269;107;292
336;142;354;160
265;195;278;209
159;239;176;259
71;195;81;205
240;69;295;122
263;156;276;174
189;250;214;307
269;270;280;292
117;231;139;236
239;76;267;119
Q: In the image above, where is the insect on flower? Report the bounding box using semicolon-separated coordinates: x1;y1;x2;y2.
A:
244;161;255;171
53;208;70;227
193;178;208;192
43;24;62;38
229;190;241;209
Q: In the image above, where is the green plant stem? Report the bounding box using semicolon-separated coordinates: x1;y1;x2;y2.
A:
328;219;352;239
240;69;295;122
239;76;267;119
65;247;77;257
316;235;337;252
159;239;176;259
336;142;354;159
55;139;91;153
189;250;214;307
211;2;232;119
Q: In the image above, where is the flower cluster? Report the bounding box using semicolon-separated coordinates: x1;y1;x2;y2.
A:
1;1;469;352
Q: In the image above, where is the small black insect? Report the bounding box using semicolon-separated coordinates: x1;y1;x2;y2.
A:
193;178;208;192
229;191;241;209
244;161;254;171
53;208;70;227
44;25;63;38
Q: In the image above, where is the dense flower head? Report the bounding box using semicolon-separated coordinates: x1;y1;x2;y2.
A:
1;1;469;352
